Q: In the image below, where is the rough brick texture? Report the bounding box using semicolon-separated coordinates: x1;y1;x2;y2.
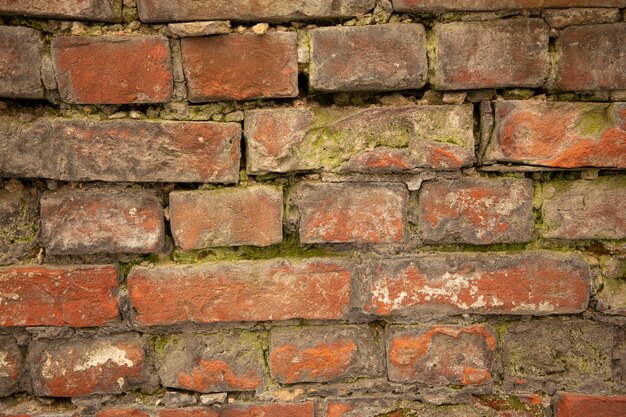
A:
432;19;550;90
156;332;265;393
128;259;353;325
309;24;427;93
40;189;165;254
597;257;626;315
541;177;626;240
484;101;626;169
181;33;298;102
295;182;408;244
28;334;146;397
0;117;241;183
169;186;283;250
0;265;119;327
387;325;496;386
554;393;626;417
0;336;22;396
362;252;590;316
0;26;43;99
269;325;383;383
418;178;534;244
393;0;626;11
0;187;38;265
555;23;626;91
0;0;121;22
245;105;475;174
52;36;172;104
136;0;376;22
542;8;622;29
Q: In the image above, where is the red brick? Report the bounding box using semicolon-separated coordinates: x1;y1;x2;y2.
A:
244;105;475;174
40;189;164;255
269;325;383;384
419;178;534;245
0;265;119;327
0;117;241;183
432;19;549;90
541;177;626;240
0;336;22;396
219;403;314;417
169;186;283;250
393;0;625;11
0;187;39;265
555;23;626;91
0;26;43;99
387;325;496;386
542;8;621;29
136;0;375;22
0;0;121;22
156;332;264;393
128;258;353;325
295;182;408;244
554;393;626;417
98;411;151;417
309;24;427;93
160;411;218;417
182;33;297;102
484;101;626;169
28;334;146;397
52;36;172;104
362;252;590;316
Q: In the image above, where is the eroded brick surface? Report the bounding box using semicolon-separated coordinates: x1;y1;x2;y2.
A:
0;187;38;265
393;0;626;11
543;8;621;29
0;336;22;396
554;393;626;417
0;26;44;99
0;0;121;21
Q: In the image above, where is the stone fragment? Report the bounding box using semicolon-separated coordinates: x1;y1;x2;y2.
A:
167;21;231;37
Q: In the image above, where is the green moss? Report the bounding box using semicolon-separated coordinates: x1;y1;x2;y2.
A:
150;334;179;357
574;108;609;137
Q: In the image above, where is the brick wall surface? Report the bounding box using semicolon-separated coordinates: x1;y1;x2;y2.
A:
0;1;625;416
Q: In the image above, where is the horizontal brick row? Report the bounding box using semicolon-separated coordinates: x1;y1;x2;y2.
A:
393;0;626;12
0;320;621;397
1;23;625;101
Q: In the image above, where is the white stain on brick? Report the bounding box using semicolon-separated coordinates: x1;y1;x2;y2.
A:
73;343;134;372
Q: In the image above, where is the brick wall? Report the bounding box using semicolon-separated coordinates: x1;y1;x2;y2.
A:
1;1;626;416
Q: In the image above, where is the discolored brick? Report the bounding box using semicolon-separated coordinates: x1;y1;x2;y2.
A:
0;187;38;265
0;265;119;327
128;258;353;326
245;105;475;174
392;0;626;12
597;257;626;315
269;325;383;384
432;19;550;90
0;336;22;396
418;178;534;245
483;101;626;169
361;252;590;316
387;325;496;386
169;186;283;250
40;189;165;255
309;24;427;93
542;8;621;29
29;334;146;397
0;0;121;21
0;117;241;183
182;33;298;102
0;26;44;99
295;182;408;244
52;36;173;104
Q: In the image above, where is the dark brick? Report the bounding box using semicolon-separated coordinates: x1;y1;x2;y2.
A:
0;26;44;99
0;336;22;396
0;0;121;22
393;0;626;12
0;187;38;266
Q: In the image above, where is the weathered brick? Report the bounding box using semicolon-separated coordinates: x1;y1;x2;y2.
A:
393;0;626;12
0;336;22;396
181;33;297;102
0;26;43;99
269;325;383;384
309;24;427;93
40;189;164;255
157;332;265;393
128;258;353;325
597;257;626;315
245;105;475;174
52;36;172;104
97;411;151;417
97;405;315;417
169;186;283;250
295;182;408;244
483;101;626;169
137;0;375;22
555;23;626;91
361;252;590;316
501;320;614;393
543;8;621;29
0;187;38;266
0;0;121;21
432;19;550;90
554;393;626;417
0;265;119;327
28;334;146;397
418;178;534;245
0;117;241;183
387;325;496;386
541;177;626;240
